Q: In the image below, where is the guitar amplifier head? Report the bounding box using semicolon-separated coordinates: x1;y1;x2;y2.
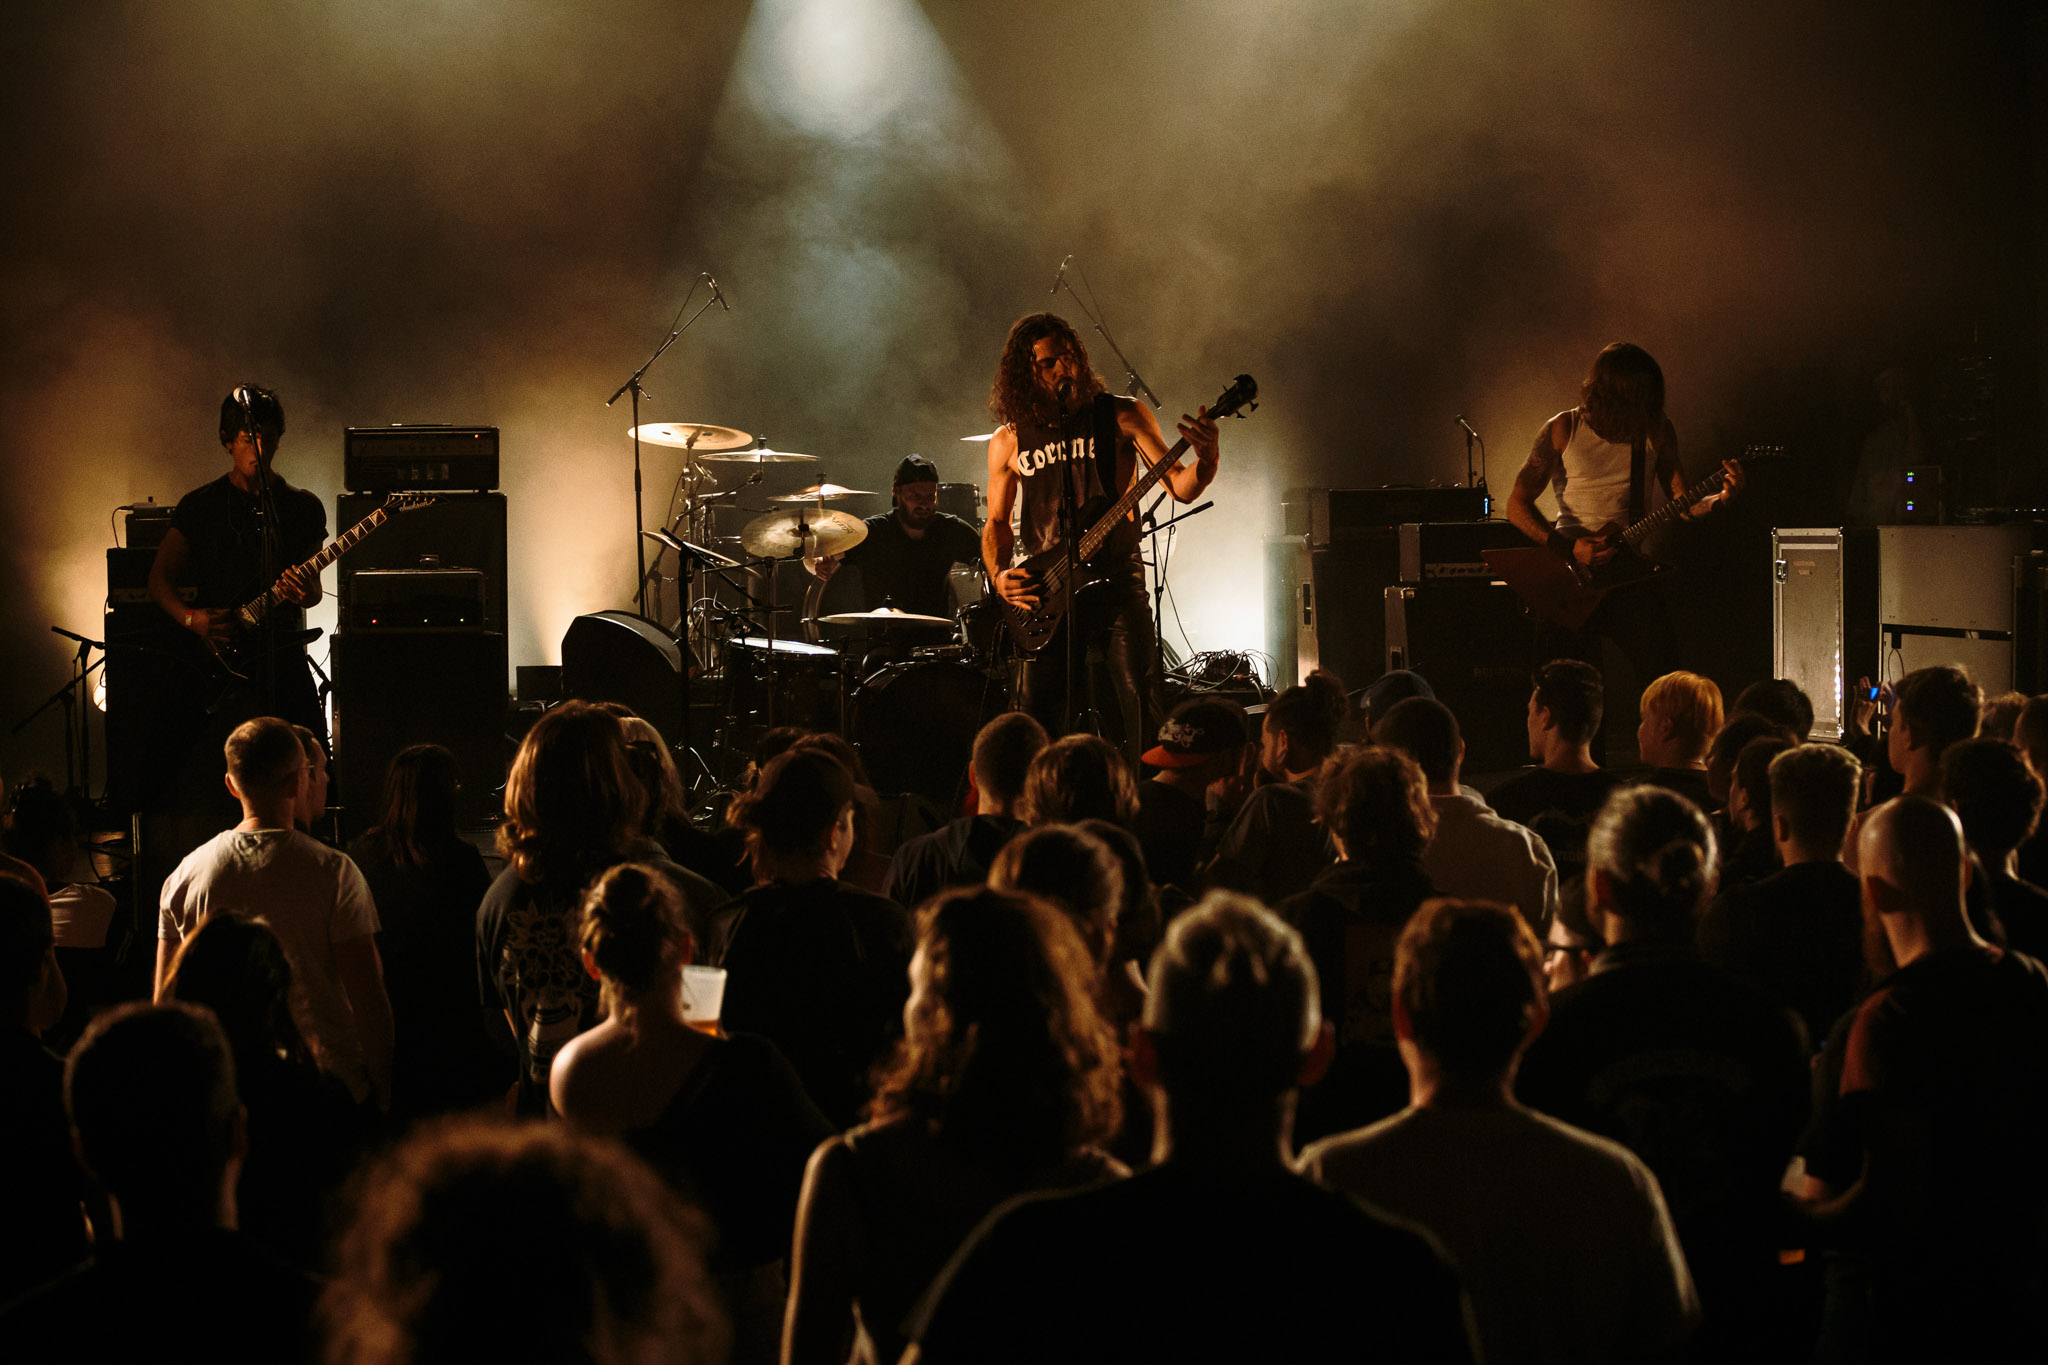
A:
344;568;488;631
344;425;500;492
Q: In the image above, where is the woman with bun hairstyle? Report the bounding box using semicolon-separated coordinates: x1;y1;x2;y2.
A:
709;747;913;1129
552;863;832;1362
1516;784;1807;1356
1206;668;1349;906
782;886;1126;1365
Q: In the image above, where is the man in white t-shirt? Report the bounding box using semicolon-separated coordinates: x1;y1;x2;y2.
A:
1301;898;1698;1365
155;717;393;1107
1376;697;1560;934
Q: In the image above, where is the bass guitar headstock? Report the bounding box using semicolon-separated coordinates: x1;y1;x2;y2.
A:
1211;374;1258;421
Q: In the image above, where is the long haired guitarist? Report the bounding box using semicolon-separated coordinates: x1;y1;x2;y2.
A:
146;383;327;737
1503;343;1745;730
981;313;1220;759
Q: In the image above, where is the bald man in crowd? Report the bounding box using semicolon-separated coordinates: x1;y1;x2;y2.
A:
1800;796;2048;1362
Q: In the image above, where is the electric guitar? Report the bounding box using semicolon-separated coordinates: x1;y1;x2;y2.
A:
204;491;436;696
1483;444;1785;631
1000;374;1257;656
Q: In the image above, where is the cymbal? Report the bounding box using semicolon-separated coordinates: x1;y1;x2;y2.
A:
629;422;754;453
960;431;998;442
701;446;819;463
815;604;956;628
768;483;877;503
740;508;868;559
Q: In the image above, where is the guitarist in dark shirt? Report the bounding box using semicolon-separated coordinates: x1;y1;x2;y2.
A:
981;314;1219;758
1503;343;1743;741
147;385;326;735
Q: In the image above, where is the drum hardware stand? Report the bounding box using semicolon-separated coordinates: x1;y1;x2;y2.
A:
605;272;727;768
1142;493;1213;682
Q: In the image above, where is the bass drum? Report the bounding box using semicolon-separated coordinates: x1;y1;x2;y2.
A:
855;660;1005;806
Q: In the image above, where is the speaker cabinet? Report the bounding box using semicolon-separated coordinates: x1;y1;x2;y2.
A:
1876;524;2038;695
1383;583;1537;774
332;631;508;829
336;492;507;633
561;611;689;743
1308;531;1400;693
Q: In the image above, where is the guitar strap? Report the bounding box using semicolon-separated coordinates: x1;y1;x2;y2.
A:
1628;436;1647;524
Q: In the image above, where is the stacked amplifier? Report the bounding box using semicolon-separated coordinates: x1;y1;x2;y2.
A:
331;426;508;828
1264;485;1531;772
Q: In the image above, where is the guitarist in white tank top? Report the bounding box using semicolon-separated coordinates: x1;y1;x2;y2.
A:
1505;344;1745;748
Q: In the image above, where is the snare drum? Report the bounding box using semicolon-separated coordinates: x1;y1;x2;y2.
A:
725;636;842;734
854;660;1004;805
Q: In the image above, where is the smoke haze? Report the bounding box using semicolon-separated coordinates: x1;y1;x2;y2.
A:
3;0;2043;785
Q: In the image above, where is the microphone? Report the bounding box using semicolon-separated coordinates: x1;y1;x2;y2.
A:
1049;254;1070;296
1056;377;1073;411
1456;414;1480;439
704;273;730;312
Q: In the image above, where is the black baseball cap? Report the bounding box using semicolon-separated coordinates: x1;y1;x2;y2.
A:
893;454;939;488
1142;697;1250;769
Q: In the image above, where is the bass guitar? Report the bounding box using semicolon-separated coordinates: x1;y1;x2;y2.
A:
1001;374;1258;656
205;491;436;695
1483;444;1784;632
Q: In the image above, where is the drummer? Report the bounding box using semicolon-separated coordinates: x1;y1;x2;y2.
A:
809;454;982;631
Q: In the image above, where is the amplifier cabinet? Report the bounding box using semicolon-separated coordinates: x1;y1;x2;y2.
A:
1383;582;1536;775
337;492;507;634
332;630;508;830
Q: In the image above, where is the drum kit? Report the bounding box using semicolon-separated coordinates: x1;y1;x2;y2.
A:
626;421;1004;805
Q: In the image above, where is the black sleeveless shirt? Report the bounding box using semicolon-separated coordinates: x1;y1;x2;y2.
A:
1007;393;1140;566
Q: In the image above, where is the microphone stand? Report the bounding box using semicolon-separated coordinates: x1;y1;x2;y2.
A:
606;276;722;617
605;275;724;789
1054;259;1161;410
12;627;106;798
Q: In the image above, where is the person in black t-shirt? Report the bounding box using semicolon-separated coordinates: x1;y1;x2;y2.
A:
1488;659;1627;885
811;454;983;632
1;1002;321;1362
1797;796;2048;1362
981;313;1220;759
885;712;1047;913
908;893;1477;1364
1943;737;2048;958
1133;695;1249;898
1698;742;1865;1049
147;384;326;735
1517;785;1809;1360
710;748;914;1128
1632;670;1722;813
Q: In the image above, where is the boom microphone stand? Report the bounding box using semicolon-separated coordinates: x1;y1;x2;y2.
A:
605;272;728;782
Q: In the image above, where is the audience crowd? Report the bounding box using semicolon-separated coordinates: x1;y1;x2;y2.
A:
4;653;2048;1363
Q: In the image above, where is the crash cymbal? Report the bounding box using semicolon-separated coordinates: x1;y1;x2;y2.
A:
740;508;868;559
960;431;999;442
768;482;877;502
628;422;755;453
700;446;820;463
815;604;956;628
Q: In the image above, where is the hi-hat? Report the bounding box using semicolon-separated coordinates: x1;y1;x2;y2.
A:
702;446;820;464
740;508;868;558
641;529;737;568
629;422;755;453
769;482;876;503
815;604;956;628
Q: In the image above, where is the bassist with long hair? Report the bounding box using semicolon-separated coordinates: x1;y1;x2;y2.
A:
981;314;1221;761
